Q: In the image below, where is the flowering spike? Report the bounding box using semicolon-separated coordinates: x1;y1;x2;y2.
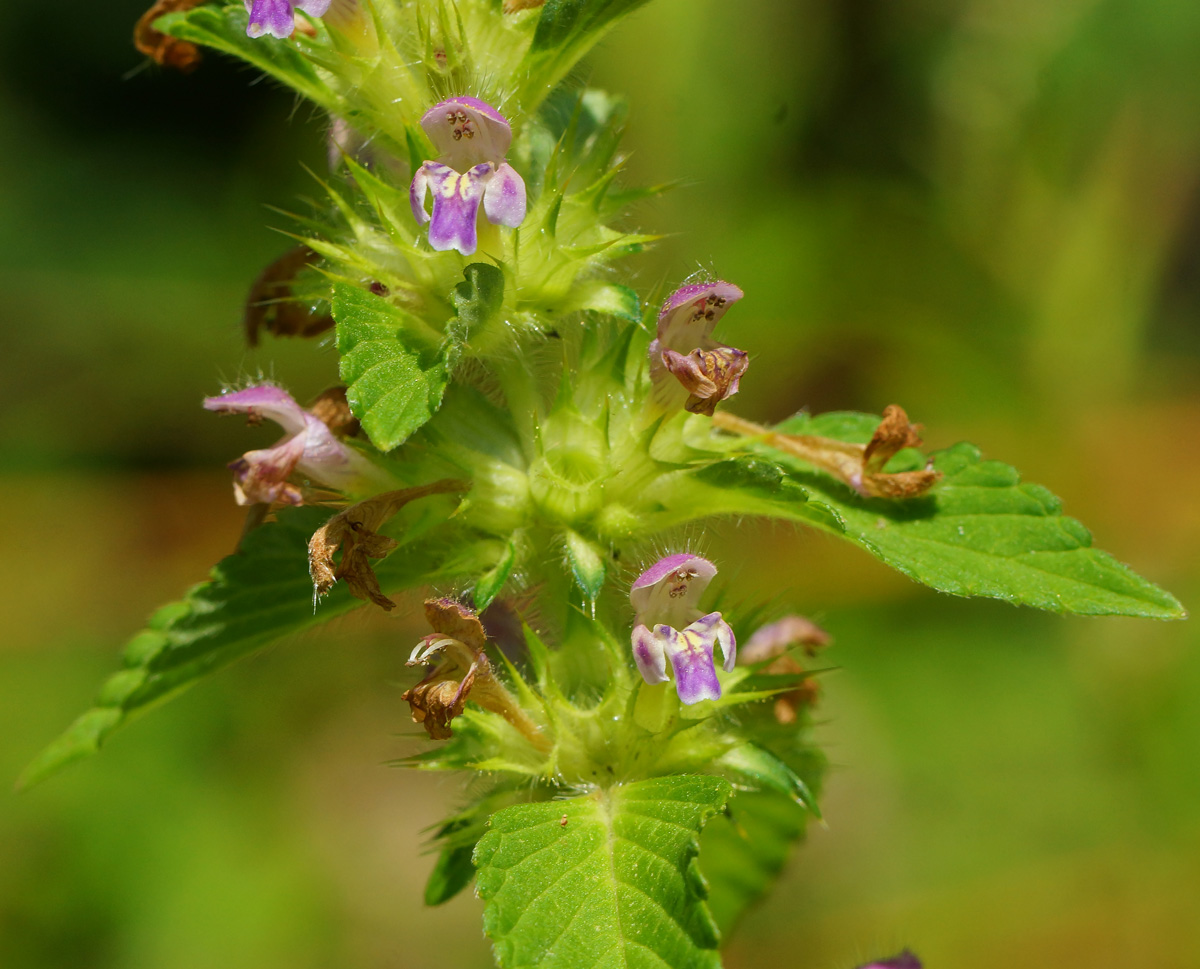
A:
203;384;388;505
244;0;331;39
410;97;527;255
650;280;749;415
629;554;736;704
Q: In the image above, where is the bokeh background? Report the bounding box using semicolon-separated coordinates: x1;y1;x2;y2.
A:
2;0;1199;966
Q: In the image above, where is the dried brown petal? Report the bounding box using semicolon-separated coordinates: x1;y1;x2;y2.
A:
307;480;468;610
403;666;478;739
424;597;488;650
134;0;205;73
859;468;943;499
503;0;545;11
713;408;942;500
243;246;334;347
863;404;924;474
402;600;551;748
306;386;359;438
661;346;749;417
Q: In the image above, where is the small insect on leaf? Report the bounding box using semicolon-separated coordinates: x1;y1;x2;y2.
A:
559;815;569;827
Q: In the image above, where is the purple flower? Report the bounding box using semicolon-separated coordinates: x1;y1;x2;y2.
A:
630;553;736;704
649;280;749;416
243;0;331;39
857;951;921;969
410;97;527;256
203;384;388;506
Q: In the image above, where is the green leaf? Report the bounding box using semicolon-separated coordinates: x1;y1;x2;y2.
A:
333;283;453;452
530;0;653;54
725;413;1186;619
698;791;809;939
20;507;452;788
156;5;339;112
475;775;731;969
426;786;529;906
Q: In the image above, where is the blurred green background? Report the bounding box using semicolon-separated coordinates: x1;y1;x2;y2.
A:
2;0;1199;966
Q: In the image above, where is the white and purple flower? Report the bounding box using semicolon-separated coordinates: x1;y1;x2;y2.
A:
243;0;331;39
649;280;749;416
203;384;388;505
409;97;527;256
630;553;736;704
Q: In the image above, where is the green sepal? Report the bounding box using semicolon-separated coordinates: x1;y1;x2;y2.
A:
529;0;654;55
563;528;607;601
473;534;521;610
562;280;642;321
717;743;820;818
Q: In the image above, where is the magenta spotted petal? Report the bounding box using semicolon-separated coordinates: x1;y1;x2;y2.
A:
410;162;494;256
244;0;331;38
650;279;748;415
629;554;735;704
420;97;513;171
204;384;387;505
632;623;670;685
483;162;527;228
657;280;744;351
410;96;527;252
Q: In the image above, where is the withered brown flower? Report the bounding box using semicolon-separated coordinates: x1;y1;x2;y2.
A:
402;599;550;748
243;246;334;347
307;480;468;610
714;405;942;500
134;0;205;73
662;346;751;417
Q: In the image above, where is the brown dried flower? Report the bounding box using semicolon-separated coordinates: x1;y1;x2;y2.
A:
134;0;206;73
661;346;751;417
713;405;942;500
307;480;468;610
402;599;550;747
502;0;545;11
243;246;334;347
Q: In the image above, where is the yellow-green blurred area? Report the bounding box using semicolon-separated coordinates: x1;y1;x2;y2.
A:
2;0;1199;966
